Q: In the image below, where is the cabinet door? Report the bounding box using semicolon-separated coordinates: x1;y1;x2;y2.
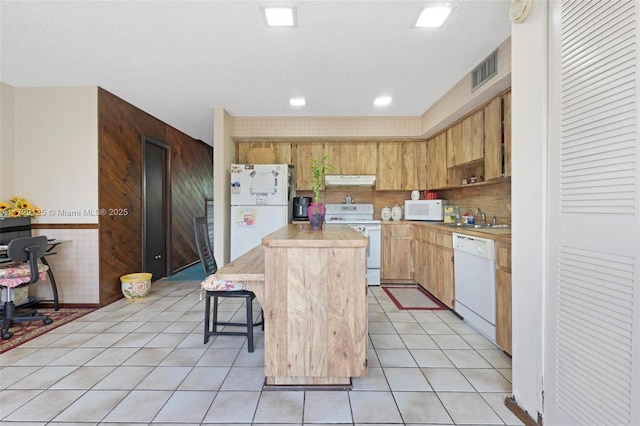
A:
381;225;413;281
461;109;484;165
495;240;512;354
325;141;378;175
402;141;428;190
503;91;511;177
428;245;454;309
377;142;403;190
427;132;448;189
484;96;502;180
413;228;428;288
496;269;512;355
446;122;463;168
293;142;324;190
236;141;291;164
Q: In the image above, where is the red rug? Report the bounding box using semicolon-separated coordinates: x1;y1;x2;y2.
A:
382;285;448;310
0;307;97;354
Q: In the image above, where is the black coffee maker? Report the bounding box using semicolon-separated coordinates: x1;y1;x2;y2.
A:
292;197;312;220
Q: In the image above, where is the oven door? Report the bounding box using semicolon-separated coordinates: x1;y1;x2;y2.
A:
348;223;381;285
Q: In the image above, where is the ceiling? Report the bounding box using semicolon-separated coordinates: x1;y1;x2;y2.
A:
0;1;512;145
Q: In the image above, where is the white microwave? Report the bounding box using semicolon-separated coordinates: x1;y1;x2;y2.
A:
404;199;446;221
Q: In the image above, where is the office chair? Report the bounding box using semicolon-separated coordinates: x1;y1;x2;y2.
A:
0;236;53;340
193;217;263;352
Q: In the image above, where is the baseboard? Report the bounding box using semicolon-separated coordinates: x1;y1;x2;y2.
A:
505;396;541;426
36;301;101;310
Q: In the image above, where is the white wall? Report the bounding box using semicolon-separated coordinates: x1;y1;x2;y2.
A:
14;86;99;223
510;1;548;420
11;86;101;304
0;82;16;200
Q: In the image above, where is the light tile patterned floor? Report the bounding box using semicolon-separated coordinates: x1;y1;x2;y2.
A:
0;280;523;425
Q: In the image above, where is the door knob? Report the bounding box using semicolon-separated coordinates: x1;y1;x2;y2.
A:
155;254;162;259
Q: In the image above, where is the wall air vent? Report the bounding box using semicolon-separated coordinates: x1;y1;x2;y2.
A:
471;50;498;91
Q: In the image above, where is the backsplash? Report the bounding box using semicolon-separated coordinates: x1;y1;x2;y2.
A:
296;181;511;225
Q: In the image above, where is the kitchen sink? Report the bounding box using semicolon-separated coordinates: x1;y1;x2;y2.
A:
444;223;493;229
443;222;511;234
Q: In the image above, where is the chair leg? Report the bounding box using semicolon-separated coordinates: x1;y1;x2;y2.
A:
2;301;16;340
212;295;219;332
246;295;254;353
204;293;211;344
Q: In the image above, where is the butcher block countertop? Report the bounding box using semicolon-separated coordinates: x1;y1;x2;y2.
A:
263;223;369;248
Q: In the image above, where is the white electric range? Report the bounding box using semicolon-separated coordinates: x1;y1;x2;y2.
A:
324;204;381;285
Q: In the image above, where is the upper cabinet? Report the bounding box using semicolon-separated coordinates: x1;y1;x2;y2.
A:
293;142;324;190
376;142;403;190
324;142;378;175
484;90;512;180
426;132;448;189
402;141;428;190
503;91;512;177
234;90;511;192
236;141;291;165
447;109;484;168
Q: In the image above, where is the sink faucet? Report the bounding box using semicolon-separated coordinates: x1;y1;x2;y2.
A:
475;208;486;224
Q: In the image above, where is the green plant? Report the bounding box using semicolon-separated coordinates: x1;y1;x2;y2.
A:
310;155;335;203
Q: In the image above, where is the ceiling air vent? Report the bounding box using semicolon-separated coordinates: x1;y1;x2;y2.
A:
471;50;498;91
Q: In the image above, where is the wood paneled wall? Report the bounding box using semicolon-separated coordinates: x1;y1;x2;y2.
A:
98;88;213;306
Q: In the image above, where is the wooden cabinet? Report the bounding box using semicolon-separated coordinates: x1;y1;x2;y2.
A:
324;142;378;175
377;142;403;190
446;121;463;168
402;141;428;190
503;91;512;177
495;240;512;355
236;141;291;165
484;90;512;180
428;229;455;309
381;224;413;281
447;109;484;168
413;226;433;294
413;226;454;308
426;132;448;189
293;142;324;190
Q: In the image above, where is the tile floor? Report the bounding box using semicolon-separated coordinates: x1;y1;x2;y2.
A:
0;279;522;425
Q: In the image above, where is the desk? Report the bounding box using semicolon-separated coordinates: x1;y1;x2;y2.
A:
0;239;68;311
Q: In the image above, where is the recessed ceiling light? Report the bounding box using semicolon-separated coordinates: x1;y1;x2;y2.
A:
289;97;306;107
415;5;453;28
263;6;297;27
374;96;392;106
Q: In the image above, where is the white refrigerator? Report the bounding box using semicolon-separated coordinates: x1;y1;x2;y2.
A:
230;163;294;260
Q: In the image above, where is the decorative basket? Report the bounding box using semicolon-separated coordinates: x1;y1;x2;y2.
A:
246;143;277;164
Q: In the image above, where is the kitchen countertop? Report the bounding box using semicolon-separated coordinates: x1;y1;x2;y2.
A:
381;220;511;242
263;223;369;248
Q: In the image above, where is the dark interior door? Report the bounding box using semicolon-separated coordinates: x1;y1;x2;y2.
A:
144;140;167;281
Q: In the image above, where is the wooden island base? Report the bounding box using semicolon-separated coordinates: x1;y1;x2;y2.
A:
217;224;369;387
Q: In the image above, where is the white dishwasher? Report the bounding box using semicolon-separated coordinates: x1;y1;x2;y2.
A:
452;233;496;343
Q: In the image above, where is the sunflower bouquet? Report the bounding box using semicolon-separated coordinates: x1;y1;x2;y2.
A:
0;196;42;218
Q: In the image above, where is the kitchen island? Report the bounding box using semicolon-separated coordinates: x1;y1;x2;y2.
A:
216;223;369;387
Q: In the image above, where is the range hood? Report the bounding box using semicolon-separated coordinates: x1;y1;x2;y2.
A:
324;175;376;187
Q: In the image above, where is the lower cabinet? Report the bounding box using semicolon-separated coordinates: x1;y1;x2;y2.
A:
414;226;455;309
495;240;512;355
381;224;413;281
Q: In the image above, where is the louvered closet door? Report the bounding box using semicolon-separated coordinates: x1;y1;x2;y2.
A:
546;1;639;425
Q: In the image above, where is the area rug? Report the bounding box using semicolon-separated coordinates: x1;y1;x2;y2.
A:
0;307;97;354
382;285;448;310
163;263;205;281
